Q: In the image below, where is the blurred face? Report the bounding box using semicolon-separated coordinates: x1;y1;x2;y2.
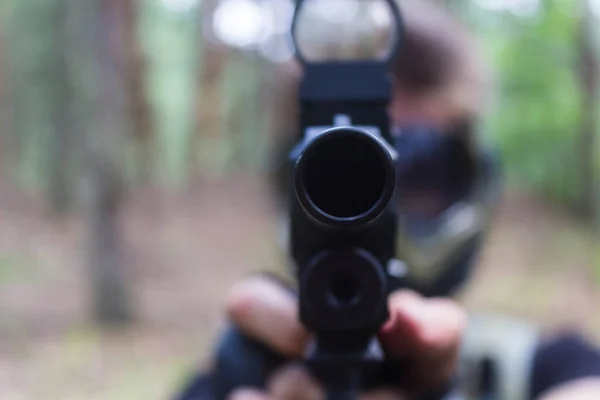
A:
387;85;488;297
388;86;455;132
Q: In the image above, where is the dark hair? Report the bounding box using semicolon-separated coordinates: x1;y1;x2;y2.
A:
389;0;492;122
392;20;456;96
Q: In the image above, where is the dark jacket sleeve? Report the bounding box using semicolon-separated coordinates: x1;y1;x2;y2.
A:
174;372;213;400
530;332;600;399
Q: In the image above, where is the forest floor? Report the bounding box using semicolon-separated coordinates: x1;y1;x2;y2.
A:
0;173;598;400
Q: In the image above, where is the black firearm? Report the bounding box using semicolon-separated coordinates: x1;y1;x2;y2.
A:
290;127;399;399
212;1;406;399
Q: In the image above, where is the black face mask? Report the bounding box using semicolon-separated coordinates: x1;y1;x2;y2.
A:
275;123;501;298
391;125;502;297
395;126;476;219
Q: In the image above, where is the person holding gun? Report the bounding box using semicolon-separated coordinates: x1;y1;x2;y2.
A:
175;1;600;399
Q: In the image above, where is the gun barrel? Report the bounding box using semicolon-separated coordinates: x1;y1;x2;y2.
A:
294;127;396;228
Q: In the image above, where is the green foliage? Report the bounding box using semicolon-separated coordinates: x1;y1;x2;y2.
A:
6;0;58;188
594;247;600;285
0;255;18;282
138;0;202;187
221;52;271;172
1;0;598;212
477;0;594;208
0;254;35;284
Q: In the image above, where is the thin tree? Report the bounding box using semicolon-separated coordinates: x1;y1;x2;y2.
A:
191;0;229;176
70;0;134;324
121;0;154;184
47;0;74;215
0;19;10;181
576;0;599;225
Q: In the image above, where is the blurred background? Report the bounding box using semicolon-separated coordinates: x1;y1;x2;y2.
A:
0;0;599;399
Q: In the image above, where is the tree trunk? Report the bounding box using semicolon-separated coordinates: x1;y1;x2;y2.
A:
576;0;598;225
72;0;133;325
192;0;229;176
0;23;9;182
1;0;75;213
47;0;74;215
5;1;72;200
121;0;154;184
85;151;131;325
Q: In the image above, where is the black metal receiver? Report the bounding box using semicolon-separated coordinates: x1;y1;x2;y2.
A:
291;126;398;400
289;1;404;398
212;1;405;399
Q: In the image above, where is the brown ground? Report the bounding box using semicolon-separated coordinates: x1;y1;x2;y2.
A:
0;173;598;400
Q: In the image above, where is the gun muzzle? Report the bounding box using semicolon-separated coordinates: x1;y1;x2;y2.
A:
294;127;396;228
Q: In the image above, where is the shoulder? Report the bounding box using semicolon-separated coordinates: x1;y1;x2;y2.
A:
459;313;600;400
530;331;600;399
459;314;540;400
